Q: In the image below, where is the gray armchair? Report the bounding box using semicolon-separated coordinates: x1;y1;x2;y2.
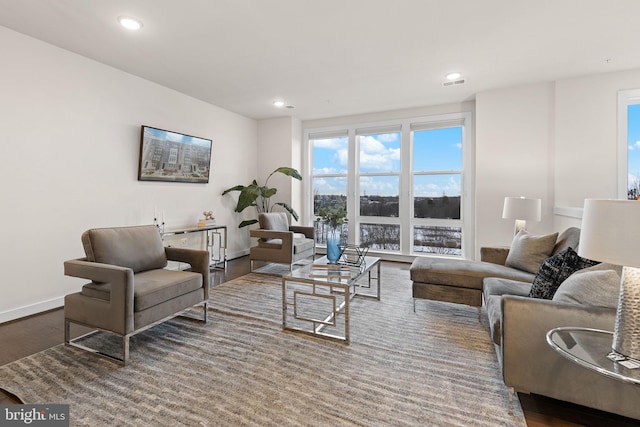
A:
63;225;209;364
249;212;315;272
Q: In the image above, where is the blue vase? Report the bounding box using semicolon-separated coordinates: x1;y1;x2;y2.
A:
326;228;341;264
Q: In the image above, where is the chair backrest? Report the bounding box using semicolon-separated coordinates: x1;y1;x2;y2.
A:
258;212;289;231
81;225;168;273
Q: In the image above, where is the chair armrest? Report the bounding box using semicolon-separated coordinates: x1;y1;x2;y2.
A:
164;247;210;298
64;257;133;286
501;295;615;393
63;257;134;312
250;229;294;247
289;225;314;239
480;246;510;265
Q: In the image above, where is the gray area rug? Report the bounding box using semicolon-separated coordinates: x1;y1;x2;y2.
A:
0;268;525;426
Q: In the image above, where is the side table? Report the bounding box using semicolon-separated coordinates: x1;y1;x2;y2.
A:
162;224;227;269
546;327;640;385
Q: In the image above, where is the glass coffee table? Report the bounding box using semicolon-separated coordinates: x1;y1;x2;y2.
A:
282;256;380;343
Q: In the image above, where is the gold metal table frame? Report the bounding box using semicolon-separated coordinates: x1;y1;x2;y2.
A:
282;256;381;343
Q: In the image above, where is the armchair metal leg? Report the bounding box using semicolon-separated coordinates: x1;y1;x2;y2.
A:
64;319;71;345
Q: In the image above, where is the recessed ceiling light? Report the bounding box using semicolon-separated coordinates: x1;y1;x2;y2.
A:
445;72;462;80
118;16;143;30
273;100;285;108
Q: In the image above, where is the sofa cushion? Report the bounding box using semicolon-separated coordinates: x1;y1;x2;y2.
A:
528;247;599;299
82;225;167;273
410;257;535;290
293;237;315;254
82;269;202;312
483;277;532;345
553;269;620;308
551;227;581;256
505;230;559;274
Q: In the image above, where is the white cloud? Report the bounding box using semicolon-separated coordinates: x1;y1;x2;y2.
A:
359;135;400;171
313;138;347;150
376;133;399;143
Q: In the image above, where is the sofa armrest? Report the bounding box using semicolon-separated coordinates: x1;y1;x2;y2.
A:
63;258;135;332
480;246;510;265
499;295;640;415
250;229;294;247
289;225;314;239
164;247;210;299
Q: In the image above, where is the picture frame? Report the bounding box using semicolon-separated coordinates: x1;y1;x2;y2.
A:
138;125;212;183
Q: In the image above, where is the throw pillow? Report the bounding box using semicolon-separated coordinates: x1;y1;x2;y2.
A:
505;230;559;274
528;247;600;299
553;270;621;308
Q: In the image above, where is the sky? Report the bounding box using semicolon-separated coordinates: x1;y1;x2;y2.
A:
312;127;462;197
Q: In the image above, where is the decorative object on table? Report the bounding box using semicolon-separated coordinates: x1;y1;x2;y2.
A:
579;198;640;360
339;244;369;266
197;210;216;227
138;125;212;184
316;202;347;264
221;167;302;228
502;196;541;235
153;208;165;234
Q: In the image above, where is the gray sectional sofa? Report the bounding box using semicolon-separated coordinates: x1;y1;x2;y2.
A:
412;227;640;420
410;228;578;310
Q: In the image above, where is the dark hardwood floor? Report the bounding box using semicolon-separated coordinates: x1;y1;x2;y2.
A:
0;257;636;426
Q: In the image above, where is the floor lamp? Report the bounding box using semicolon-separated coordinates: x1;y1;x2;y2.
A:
502;196;541;235
578;199;640;360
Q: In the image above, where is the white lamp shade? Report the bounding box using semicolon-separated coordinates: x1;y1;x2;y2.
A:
502;197;542;221
578;199;640;268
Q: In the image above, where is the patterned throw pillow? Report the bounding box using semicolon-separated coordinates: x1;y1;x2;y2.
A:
528;247;600;299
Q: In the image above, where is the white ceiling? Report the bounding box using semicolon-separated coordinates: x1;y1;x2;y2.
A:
1;0;640;121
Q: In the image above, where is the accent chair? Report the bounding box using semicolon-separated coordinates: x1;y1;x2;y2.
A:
249;212;315;272
63;225;209;364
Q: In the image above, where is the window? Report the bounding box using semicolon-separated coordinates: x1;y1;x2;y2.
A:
357;128;401;250
617;90;640;200
310;132;348;244
412;125;463;256
306;112;472;259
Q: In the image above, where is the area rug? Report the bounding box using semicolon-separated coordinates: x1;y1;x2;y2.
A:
0;267;525;426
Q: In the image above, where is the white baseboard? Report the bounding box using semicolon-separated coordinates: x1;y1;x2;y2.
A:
0;296;64;324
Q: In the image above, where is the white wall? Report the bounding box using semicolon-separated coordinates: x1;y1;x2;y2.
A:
554;68;640;231
475;82;555;255
256;117;304;224
0;26;257;322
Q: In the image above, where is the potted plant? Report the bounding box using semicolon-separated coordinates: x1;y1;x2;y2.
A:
222;167;302;228
317;202;347;263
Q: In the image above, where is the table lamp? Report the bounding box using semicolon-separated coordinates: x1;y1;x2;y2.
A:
502;196;541;235
578;199;640;361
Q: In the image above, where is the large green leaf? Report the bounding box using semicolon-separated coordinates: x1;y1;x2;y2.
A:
236;184;261;212
272;167;302;181
239;219;259;228
221;185;245;196
261;186;278;199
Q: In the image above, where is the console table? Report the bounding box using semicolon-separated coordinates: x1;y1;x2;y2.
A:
162;225;227;269
546;327;640;386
